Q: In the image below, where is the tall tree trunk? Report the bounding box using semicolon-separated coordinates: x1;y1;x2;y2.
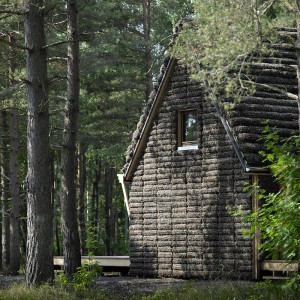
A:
9;109;20;275
51;154;61;256
114;179;119;255
9;33;21;276
60;0;81;275
111;169;116;254
77;143;86;254
20;218;27;256
94;180;99;243
93;158;101;239
24;0;53;285
296;0;300;132
143;0;153;99
104;167;114;256
1;111;10;270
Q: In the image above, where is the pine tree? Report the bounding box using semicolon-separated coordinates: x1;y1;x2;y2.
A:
60;0;81;276
172;0;295;105
24;0;53;285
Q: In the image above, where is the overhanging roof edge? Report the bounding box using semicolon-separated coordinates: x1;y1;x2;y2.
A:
124;57;177;181
213;102;269;174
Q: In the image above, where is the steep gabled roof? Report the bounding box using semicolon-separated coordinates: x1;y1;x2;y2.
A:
124;57;177;181
123;27;299;181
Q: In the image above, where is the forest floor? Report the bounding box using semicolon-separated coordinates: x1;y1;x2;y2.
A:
0;274;255;299
95;276;187;298
94;276;254;298
0;274;24;288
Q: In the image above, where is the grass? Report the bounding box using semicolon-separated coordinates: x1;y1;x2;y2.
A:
0;283;107;300
0;280;299;300
139;281;300;300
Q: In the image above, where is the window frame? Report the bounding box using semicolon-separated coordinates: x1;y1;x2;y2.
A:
177;109;198;150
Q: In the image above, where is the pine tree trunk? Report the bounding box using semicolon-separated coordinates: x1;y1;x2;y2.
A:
1;111;10;269
93;159;101;239
51;154;61;256
24;0;53;285
297;1;300;132
8;34;21;276
20;218;27;256
9;108;20;275
104;167;113;256
77;144;86;254
143;0;153;99
114;179;119;255
60;0;81;275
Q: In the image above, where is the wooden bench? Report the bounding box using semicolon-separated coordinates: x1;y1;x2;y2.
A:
260;260;299;279
54;256;130;275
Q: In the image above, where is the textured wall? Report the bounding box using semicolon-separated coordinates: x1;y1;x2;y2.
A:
126;27;299;280
128;63;252;279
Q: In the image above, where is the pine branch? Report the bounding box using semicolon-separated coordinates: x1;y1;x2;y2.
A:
259;0;277;16
0;9;22;15
243;79;298;100
0;37;31;52
48;76;67;85
42;39;87;49
42;40;69;49
79;0;90;11
49;108;64;115
48;57;68;62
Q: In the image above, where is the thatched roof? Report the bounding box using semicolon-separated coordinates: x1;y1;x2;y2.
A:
124;26;299;181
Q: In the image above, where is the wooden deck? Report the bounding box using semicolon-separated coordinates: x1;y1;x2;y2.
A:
54;256;130;275
260;260;299;279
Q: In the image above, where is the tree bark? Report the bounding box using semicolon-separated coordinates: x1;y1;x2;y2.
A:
60;0;81;275
104;167;114;256
296;0;300;132
143;0;153;99
77;143;87;254
9;108;20;275
24;0;53;285
51;153;61;256
8;33;21;276
92;158;101;240
1;111;10;270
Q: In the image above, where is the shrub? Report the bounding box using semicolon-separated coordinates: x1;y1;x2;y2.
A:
55;262;102;291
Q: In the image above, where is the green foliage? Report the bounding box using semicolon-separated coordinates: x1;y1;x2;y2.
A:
172;0;295;104
233;125;300;263
139;284;240;300
281;274;300;294
248;280;300;300
139;281;300;300
251;127;300;261
55;262;102;290
0;283;73;300
85;225;99;256
0;280;300;300
71;262;102;288
0;282;107;300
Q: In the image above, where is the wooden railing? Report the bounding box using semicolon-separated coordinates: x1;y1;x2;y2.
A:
54;256;130;275
260;260;299;279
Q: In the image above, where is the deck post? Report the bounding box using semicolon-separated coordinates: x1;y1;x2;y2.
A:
252;175;260;280
118;174;130;219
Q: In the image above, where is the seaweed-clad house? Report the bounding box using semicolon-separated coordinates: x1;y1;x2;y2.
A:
119;26;299;279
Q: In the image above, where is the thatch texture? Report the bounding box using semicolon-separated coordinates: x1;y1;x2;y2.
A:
125;27;298;279
226;28;298;167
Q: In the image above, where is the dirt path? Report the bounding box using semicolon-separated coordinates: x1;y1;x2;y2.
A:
94;276;188;297
94;276;254;298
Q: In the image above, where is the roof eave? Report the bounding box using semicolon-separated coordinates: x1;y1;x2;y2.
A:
213;102;270;175
124;57;177;182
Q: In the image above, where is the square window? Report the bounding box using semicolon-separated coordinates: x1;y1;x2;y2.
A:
178;110;198;150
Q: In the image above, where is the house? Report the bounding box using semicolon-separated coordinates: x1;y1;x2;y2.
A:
118;24;299;279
